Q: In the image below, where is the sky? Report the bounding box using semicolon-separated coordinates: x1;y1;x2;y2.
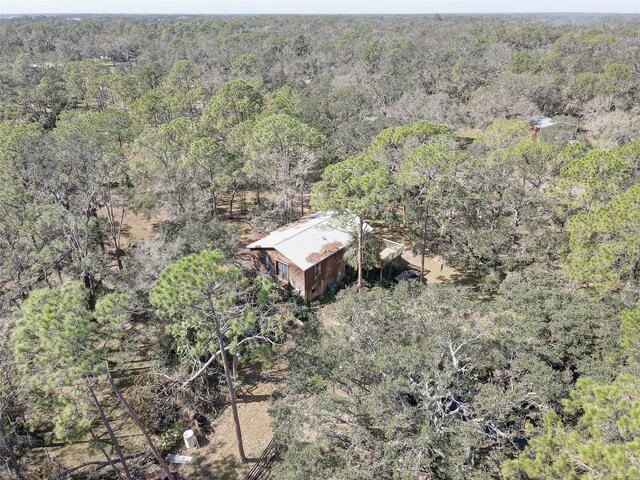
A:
1;0;639;15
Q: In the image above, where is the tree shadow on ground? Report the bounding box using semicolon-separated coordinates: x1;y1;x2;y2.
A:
391;255;484;291
189;453;241;480
237;393;271;404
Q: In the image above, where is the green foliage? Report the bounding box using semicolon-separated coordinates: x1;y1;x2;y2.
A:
359;41;382;72
156;420;188;455
312;153;390;283
556;141;640;213
201;79;263;132
312;152;391;285
226;118;256;156
566;184;640;292
185;137;242;215
167;59;200;91
0;171;67;304
398;143;458;192
136;63;163;88
56;107;133;153
503;293;640;479
94;293;131;329
11;282;99;441
397;143;461;258
246;113;323;160
502;374;640;480
231;52;259;78
129;85;176;128
620;301;640;367
0;121;44;161
131;116;199;214
63;59;107;104
1;15;640;476
474;118;530;150
509;50;541;74
154;214;240;257
245;113;324;219
311;153;391;219
272;284;560;479
565;63;634;108
150;250;285;365
497;269;618;385
369;119;451;155
187;137;231;164
263;86;302;118
342;229;384;271
292;34;310;57
150;250;242;328
442;139;562;289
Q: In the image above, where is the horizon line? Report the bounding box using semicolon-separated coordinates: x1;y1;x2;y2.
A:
3;11;640;16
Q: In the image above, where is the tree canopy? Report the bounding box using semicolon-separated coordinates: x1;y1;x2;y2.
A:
1;13;640;480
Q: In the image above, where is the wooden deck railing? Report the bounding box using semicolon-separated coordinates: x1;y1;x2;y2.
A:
380;238;404;266
244;438;279;480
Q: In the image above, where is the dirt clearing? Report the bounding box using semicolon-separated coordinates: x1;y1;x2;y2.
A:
172;354;288;480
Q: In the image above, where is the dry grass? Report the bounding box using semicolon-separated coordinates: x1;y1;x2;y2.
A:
173;356;289;479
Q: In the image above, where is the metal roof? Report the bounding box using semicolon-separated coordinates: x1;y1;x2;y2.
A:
247;211;366;270
529;115;556;129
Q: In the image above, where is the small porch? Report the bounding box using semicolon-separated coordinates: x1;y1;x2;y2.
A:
379;238;404;267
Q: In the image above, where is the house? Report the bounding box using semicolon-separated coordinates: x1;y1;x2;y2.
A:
247;211;403;301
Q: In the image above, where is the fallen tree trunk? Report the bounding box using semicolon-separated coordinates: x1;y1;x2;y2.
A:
56;451;148;478
106;368;174;480
89;429;124;480
0;418;22;480
88;383;133;480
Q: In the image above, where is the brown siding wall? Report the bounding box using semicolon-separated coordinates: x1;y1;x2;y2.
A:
250;248;347;301
250;249;306;294
304;250;347;301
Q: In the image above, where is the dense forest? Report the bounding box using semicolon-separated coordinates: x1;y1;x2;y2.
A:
0;13;639;480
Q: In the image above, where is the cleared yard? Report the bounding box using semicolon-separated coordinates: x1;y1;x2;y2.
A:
172;357;288;480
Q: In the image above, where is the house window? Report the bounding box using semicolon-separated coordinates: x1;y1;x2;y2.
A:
259;252;271;270
313;263;322;278
276;261;289;280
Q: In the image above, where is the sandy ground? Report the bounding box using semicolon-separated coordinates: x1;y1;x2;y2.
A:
173;358;288;480
399;247;473;286
123;209;164;242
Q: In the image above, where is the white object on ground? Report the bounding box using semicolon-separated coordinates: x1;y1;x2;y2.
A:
165;453;193;464
183;429;198;449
